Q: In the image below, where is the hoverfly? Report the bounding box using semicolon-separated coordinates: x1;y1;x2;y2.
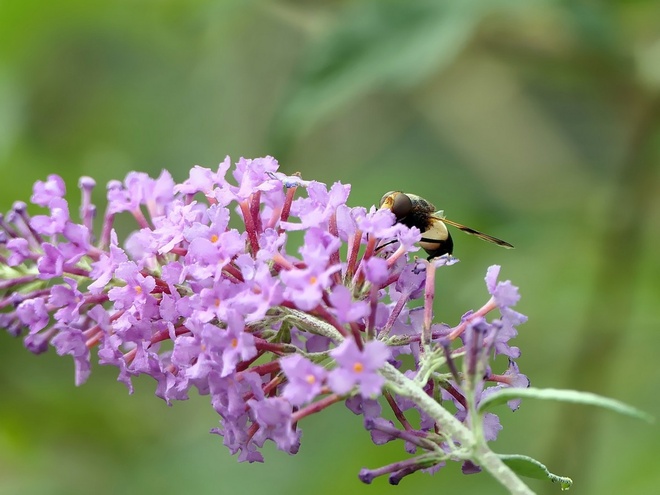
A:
378;191;513;259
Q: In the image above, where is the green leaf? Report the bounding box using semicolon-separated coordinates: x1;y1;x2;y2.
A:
478;387;654;423
271;1;480;144
499;454;573;491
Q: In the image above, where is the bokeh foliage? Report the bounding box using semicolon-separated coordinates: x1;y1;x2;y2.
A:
1;1;658;494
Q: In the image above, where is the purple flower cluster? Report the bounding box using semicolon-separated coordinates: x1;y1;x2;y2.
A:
0;157;528;480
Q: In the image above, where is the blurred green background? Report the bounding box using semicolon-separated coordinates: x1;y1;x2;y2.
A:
1;1;659;494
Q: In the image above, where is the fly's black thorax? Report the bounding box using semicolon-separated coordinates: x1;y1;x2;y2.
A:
399;200;436;233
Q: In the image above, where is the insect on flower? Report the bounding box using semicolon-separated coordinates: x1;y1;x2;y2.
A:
379;191;514;259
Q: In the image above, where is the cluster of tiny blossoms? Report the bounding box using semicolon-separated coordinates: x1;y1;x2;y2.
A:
0;157;528;483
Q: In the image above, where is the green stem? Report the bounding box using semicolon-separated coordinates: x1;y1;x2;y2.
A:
283;308;535;494
380;363;534;495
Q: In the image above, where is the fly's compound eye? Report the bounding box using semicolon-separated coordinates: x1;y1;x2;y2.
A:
389;192;413;220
